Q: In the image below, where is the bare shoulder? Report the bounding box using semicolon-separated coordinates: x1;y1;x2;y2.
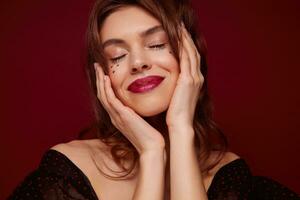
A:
51;140;87;155
51;139;108;152
208;151;240;175
220;151;240;165
203;151;240;191
50;139;110;169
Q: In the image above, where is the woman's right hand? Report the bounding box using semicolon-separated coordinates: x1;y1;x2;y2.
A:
94;63;166;156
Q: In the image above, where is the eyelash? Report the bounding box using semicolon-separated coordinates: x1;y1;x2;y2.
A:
110;43;166;64
110;55;125;64
149;43;166;50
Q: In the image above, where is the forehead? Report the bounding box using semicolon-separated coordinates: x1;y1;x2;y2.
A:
100;6;161;41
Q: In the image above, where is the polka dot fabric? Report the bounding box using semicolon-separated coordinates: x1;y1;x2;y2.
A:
207;159;299;200
8;150;299;199
252;176;299;200
207;159;253;199
8;150;98;200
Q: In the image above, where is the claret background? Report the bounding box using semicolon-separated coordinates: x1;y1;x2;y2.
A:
1;0;299;198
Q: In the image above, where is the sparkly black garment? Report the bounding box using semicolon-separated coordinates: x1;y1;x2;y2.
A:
8;150;299;200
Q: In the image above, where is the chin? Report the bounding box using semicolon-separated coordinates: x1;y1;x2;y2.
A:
117;81;175;117
132;101;169;117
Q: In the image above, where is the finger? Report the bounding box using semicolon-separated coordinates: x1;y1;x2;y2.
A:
103;75;127;115
181;23;202;77
179;28;191;77
94;63;117;116
182;27;196;77
182;23;200;66
181;25;201;79
94;63;105;104
179;43;192;77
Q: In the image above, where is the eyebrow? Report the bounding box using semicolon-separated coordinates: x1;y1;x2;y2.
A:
102;25;164;49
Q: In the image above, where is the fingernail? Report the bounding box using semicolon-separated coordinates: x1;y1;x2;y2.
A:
181;21;185;28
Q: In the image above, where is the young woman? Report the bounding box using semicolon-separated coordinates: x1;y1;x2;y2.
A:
9;0;299;199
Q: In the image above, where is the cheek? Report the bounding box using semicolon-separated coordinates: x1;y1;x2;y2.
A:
109;74;125;98
154;53;179;72
108;61;128;76
110;78;119;92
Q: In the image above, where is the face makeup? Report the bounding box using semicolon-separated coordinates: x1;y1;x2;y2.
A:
127;75;165;93
100;6;179;116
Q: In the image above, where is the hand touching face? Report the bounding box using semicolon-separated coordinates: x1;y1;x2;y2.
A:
166;23;204;131
100;6;179;117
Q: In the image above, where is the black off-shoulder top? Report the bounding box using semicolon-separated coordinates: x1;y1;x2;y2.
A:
8;150;299;200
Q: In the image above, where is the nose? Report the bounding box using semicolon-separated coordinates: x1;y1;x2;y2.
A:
130;52;151;74
131;63;151;74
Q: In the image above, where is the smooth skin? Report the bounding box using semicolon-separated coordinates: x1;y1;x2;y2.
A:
53;6;239;200
100;6;180;118
166;23;203;130
95;53;166;200
95;21;205;199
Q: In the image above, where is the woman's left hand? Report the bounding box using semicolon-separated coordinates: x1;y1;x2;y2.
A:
166;23;204;134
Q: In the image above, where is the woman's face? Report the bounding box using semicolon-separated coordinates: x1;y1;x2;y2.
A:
100;6;179;117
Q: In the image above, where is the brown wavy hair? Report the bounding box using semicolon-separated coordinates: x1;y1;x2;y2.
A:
82;0;228;182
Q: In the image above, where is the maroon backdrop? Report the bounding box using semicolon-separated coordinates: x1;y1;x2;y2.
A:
1;0;299;198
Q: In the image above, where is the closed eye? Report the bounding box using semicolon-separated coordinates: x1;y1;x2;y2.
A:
109;44;165;63
110;54;126;63
149;43;166;50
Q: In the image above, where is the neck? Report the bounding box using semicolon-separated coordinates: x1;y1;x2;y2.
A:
143;110;168;135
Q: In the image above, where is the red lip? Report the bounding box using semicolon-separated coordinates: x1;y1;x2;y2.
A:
127;75;165;93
